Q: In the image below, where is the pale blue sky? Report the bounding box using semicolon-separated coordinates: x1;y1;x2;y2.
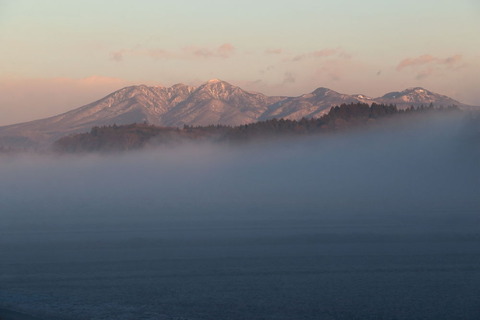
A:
0;0;479;124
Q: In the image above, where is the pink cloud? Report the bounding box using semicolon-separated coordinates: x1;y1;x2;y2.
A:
396;54;437;70
217;43;235;57
396;54;463;71
112;43;235;61
185;43;235;58
291;48;350;62
396;54;464;79
265;48;283;55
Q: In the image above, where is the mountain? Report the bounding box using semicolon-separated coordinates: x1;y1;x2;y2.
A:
375;87;467;109
0;80;287;147
0;80;476;148
160;79;284;126
56;102;455;153
0;84;195;147
259;87;366;121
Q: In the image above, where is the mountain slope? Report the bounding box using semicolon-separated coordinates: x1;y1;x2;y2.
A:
375;87;466;109
0;80;476;148
260;87;366;120
161;79;285;126
0;84;192;146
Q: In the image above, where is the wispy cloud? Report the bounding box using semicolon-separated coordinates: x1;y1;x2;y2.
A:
265;48;283;55
110;43;235;62
290;48;351;62
184;43;235;58
217;43;235;57
396;54;463;79
396;54;437;70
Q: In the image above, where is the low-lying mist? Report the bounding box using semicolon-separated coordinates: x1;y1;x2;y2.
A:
1;112;479;320
2;113;478;229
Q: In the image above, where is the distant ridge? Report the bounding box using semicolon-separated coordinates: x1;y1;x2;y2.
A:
375;87;464;108
54;103;460;153
0;79;475;148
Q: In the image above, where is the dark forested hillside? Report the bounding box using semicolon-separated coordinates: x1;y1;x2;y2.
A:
53;103;459;153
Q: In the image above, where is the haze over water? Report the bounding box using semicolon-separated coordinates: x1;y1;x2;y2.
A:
1;114;479;319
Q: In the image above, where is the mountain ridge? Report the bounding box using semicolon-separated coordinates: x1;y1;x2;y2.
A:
0;79;475;148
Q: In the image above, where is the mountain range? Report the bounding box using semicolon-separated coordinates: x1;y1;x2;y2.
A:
0;79;475;148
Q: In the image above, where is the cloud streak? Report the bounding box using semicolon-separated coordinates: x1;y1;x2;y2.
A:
396;54;463;79
110;44;235;62
265;48;283;55
396;54;462;70
291;48;351;62
184;43;235;58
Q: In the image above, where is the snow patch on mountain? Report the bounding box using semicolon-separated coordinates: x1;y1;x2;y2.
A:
0;81;475;148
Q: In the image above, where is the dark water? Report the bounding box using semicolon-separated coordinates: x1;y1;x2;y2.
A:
1;114;479;319
1;219;480;320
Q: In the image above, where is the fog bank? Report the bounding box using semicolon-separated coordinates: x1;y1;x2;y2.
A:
1;113;478;229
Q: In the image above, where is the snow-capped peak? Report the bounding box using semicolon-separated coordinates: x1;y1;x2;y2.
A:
0;81;471;148
312;87;334;96
354;94;373;100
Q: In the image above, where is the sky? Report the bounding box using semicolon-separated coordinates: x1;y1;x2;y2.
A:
0;0;479;125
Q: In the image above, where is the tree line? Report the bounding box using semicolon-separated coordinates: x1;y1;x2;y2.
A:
53;103;460;153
